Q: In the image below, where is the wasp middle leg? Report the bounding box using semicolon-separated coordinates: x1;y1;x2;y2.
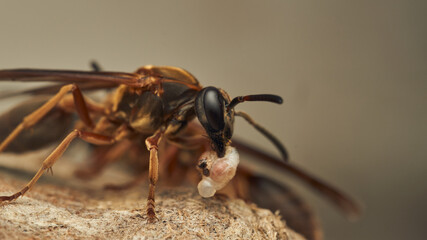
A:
145;130;164;223
74;139;135;180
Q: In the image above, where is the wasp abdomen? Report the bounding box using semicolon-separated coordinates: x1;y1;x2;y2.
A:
0;96;73;152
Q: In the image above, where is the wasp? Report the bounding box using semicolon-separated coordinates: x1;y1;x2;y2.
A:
0;64;360;240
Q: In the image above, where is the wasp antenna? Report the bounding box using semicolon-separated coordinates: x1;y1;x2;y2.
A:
227;94;283;111
90;61;102;72
235;111;289;162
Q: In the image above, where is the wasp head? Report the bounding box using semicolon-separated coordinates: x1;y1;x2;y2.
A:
195;87;234;158
195;86;285;160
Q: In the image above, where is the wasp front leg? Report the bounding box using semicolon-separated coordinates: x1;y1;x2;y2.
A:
145;130;164;223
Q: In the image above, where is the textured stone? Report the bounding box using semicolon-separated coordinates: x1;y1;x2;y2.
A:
0;165;304;240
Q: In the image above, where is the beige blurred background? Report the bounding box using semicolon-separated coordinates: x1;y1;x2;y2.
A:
0;1;425;239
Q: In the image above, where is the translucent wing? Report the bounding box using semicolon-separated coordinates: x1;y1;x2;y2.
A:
246;174;323;240
232;140;362;220
0;69;145;87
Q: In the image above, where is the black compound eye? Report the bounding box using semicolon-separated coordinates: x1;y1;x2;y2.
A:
203;88;225;131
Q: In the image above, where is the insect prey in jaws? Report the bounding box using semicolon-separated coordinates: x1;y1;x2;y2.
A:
197;146;240;198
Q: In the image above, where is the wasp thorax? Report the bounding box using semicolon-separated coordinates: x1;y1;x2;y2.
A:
197;146;240;198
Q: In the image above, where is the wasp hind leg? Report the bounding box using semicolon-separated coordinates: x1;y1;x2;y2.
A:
0;130;116;202
0;84;98;153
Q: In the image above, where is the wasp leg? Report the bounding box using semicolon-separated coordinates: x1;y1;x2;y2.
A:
145;130;164;223
0;84;98;153
158;143;179;181
0;129;117;202
103;141;151;190
75;140;134;180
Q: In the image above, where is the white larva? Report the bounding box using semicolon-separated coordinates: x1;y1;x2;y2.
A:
197;146;240;198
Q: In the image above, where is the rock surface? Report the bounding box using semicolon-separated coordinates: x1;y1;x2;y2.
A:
0;166;305;240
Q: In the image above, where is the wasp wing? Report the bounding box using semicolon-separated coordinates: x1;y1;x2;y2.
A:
246;174;323;240
0;69;147;87
233;140;362;220
0;81;119;100
0;67;203;97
